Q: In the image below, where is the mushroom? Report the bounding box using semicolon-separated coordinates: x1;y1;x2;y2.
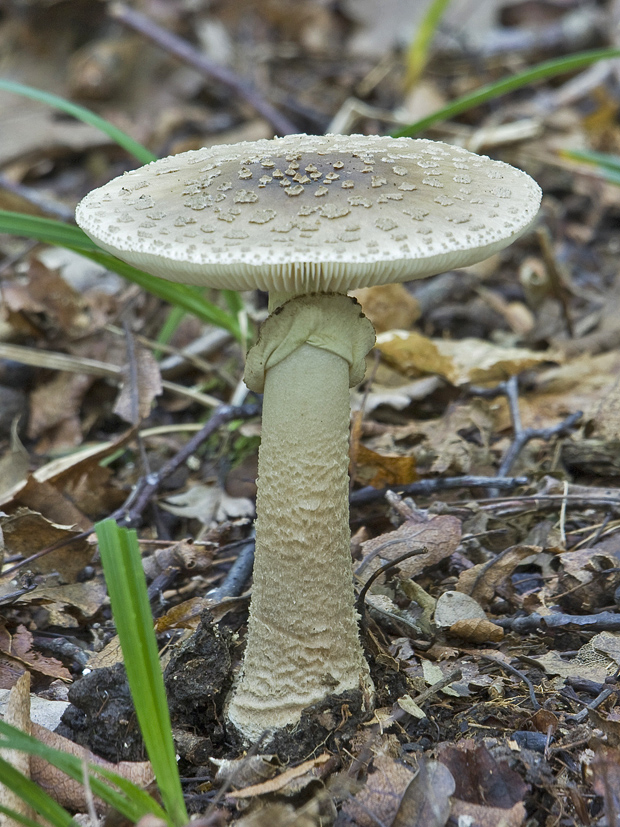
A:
76;134;541;740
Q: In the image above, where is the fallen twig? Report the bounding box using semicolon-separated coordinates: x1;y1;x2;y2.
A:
350;474;528;507
480;653;540;711
109;2;297;137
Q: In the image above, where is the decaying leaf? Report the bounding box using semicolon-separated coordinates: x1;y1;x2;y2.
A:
161;484;254;524
434;591;487;629
212;754;278;789
228;753;331;798
438;740;529;813
531;639;614;684
30;721;154;811
113;342;163;424
0;624;71;684
456;545;542;608
341;754;416;827
357;513;461;580
375;330;554;386
392;759;455;827
350;409;417;488
351;283;420;333
0;509;93;582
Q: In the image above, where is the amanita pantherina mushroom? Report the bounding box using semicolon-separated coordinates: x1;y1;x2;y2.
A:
76;134;541;740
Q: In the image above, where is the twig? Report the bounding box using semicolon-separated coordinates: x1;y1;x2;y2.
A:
498;611;620;634
479;653;540;711
349;474;527;507
206;532;256;602
497;410;583;478
109;3;296;137
568;686;616;724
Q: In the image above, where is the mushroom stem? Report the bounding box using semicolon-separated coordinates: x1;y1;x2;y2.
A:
228;337;373;739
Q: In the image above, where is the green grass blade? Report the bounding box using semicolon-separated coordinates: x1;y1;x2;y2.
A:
0;802;53;827
561;148;620;183
395;47;620;137
0;210;97;250
0;79;156;165
0;209;243;339
404;0;452;90
0;756;76;827
0;720;168;825
95;520;188;827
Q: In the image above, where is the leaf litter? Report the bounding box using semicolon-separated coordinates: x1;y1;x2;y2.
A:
3;0;620;825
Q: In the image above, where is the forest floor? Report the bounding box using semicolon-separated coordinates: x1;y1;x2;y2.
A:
3;1;620;825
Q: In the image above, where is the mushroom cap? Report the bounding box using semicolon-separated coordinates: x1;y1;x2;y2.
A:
76;134;541;293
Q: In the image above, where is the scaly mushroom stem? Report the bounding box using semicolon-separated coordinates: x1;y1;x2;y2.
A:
228;294;375;740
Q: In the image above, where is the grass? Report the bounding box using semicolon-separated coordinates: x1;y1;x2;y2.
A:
95;520;188;827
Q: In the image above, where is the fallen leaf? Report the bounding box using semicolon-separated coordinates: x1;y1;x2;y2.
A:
0;509;93;583
357;513;462;580
448;618;504;644
434;591;487;629
30;721;154;812
376;330;554;386
351;283;420;333
456;545;542;608
113;342;163;424
341;754;416;827
0;625;71;682
438;740;529;808
228;753;331;798
350;412;417;488
161;484;254;524
392;758;455;827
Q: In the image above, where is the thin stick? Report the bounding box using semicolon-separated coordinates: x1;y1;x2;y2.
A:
109;3;297;137
349;474;527;507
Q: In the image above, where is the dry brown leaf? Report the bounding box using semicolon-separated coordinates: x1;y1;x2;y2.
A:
154;597;210;634
18;582;108;627
30;722;154;811
0;509;93;582
456;545;542;608
350;412;417;488
2;259;97;339
358;513;461;580
341;754;415;827
229;753;331;798
590;746;620;822
113;342;163;424
434;591;486;629
0;672;33;827
392;759;455;827
438;740;528;809
0;625;71;682
375;330;553;386
28;372;94;449
212;754;277;789
350;284;420;333
416;400;496;476
448;618;504;644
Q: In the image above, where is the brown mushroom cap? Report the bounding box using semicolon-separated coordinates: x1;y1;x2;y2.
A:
76;133;541;293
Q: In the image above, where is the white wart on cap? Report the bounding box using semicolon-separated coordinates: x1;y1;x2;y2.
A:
76;134;542;294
